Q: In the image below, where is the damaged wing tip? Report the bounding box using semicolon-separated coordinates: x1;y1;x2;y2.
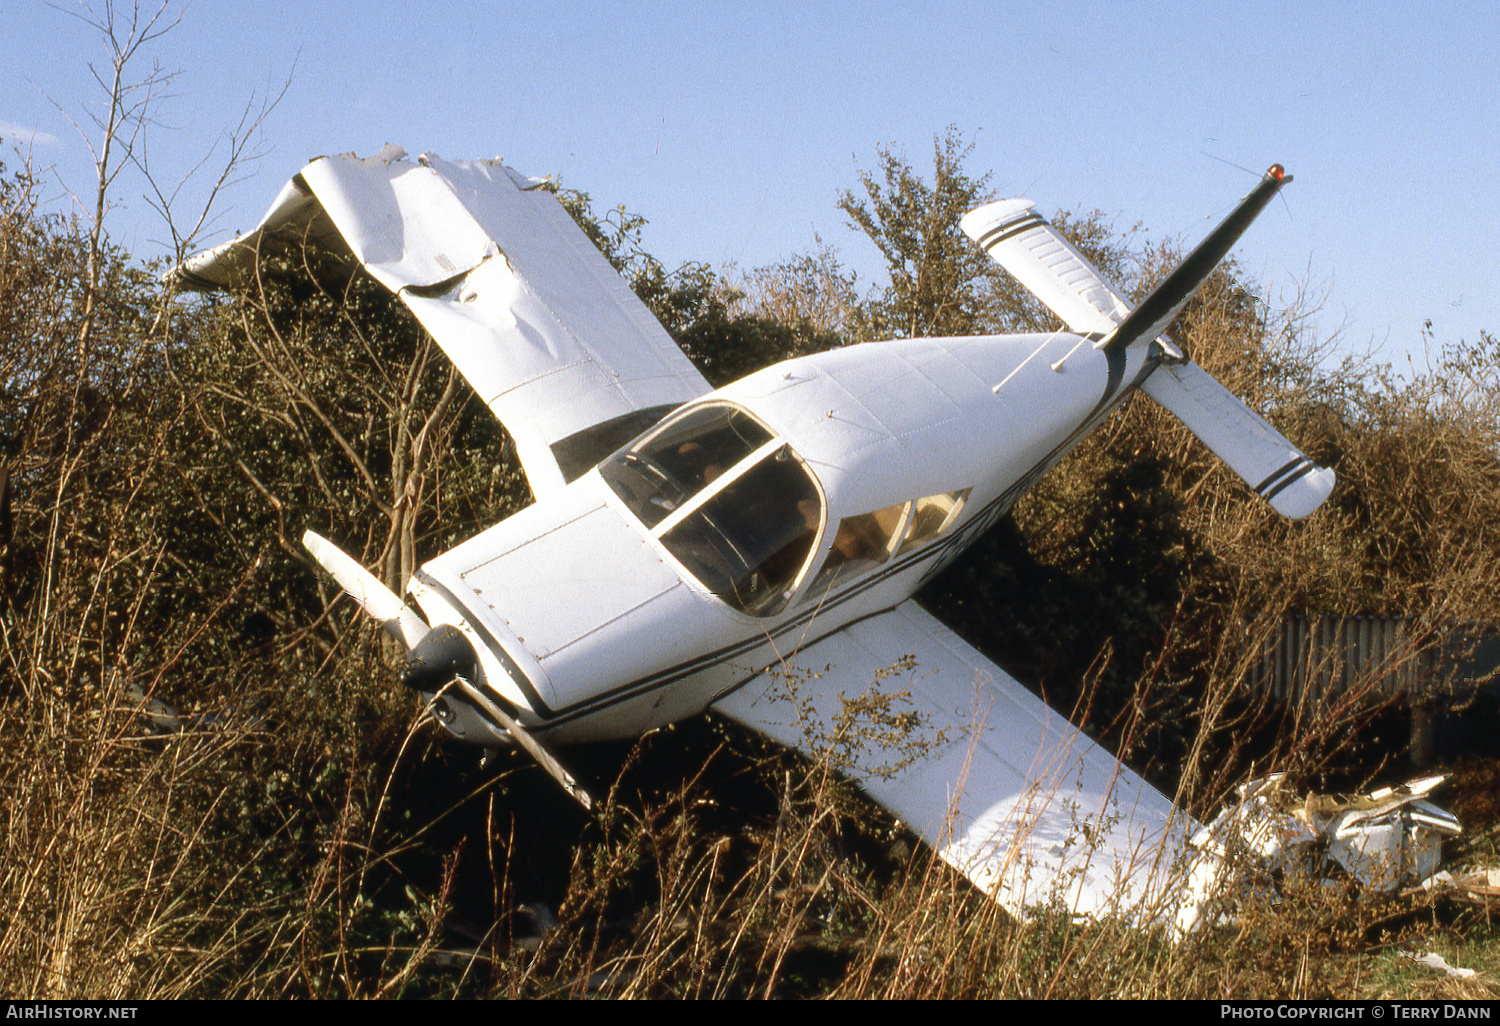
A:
374;143;408;164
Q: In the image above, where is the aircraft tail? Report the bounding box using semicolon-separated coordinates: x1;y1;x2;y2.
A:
962;165;1333;519
1099;165;1288;353
960;164;1289;355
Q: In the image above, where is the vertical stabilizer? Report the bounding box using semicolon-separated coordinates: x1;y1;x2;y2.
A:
1100;165;1290;353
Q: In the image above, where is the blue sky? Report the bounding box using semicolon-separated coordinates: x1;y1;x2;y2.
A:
4;1;1496;373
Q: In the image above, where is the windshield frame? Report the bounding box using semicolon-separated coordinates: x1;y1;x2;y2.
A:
599;402;826;618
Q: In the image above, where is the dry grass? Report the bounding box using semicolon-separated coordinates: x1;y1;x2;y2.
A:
3;538;1497;999
7;148;1500;998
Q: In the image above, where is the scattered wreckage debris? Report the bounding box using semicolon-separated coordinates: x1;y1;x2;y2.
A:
123;683;267;735
1422;868;1500;908
1191;773;1463;898
1392;950;1496;1003
1402;950;1480;980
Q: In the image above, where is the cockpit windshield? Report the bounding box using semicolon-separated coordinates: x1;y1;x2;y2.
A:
600;404;821;617
659;445;819;616
599;404;772;528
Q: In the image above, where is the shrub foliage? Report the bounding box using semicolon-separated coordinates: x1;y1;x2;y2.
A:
2;131;1498;998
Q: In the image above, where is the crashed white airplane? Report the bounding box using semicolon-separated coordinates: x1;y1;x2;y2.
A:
176;147;1333;932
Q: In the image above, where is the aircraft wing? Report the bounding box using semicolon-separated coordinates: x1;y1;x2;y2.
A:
712;601;1211;931
175;147;712;499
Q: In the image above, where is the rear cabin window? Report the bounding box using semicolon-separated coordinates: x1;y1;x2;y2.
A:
805;488;972;601
897;488;971;554
806;501;910;595
601;404;822;617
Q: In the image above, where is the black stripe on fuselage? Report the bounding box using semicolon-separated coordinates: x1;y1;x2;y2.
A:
527;530;955;732
437;343;1145;736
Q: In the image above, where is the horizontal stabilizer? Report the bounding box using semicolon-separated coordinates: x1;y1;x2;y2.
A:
303;530;431;647
960;199;1130;336
964;166;1327;519
964;166;1291;359
1142;361;1334;519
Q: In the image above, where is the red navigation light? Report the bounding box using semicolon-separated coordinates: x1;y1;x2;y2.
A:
1267;164;1286;181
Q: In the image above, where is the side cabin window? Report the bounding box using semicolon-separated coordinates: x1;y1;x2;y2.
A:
600;404;822;617
805;488;972;600
897;488;971;554
807;501;910;595
661;445;820;617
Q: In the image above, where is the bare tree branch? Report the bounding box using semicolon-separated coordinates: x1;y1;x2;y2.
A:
135;54;296;261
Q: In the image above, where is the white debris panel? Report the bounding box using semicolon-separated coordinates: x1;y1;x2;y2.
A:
1191;773;1461;894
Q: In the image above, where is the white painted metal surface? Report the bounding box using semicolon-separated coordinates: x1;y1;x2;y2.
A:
962;185;1335;519
1191;774;1461;895
178;147;710;499
180;151;1326;931
714;602;1209;930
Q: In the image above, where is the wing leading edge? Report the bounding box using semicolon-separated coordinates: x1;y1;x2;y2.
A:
175;147;712;499
713;602;1214;932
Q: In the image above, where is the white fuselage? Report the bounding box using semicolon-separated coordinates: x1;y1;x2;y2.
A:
408;331;1157;745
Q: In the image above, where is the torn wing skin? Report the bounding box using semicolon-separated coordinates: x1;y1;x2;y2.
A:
174;147;712;500
960;166;1336;520
713;602;1212;932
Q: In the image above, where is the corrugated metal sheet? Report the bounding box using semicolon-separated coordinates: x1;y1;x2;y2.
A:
1250;616;1500;705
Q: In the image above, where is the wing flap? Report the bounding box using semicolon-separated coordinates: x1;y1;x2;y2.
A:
713;602;1210;930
